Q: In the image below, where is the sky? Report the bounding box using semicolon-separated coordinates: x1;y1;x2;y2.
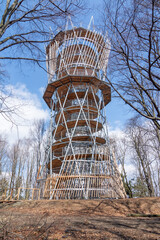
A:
0;0;136;178
1;0;133;140
0;0;135;137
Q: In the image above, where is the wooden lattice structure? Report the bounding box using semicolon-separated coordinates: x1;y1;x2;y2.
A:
38;18;126;199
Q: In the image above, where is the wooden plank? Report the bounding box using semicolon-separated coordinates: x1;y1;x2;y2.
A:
36;165;41;180
43;76;111;108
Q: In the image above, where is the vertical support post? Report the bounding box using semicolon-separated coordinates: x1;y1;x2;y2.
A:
17;188;21;200
38;189;40;200
49;98;54;198
32;189;35;200
50;98;53;177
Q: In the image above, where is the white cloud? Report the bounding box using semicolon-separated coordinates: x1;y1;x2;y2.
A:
108;125;137;179
119;163;137;180
0;83;49;143
109;126;125;138
0;172;11;181
39;87;45;96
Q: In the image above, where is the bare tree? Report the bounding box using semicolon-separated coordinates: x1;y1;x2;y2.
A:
0;122;47;199
30;119;46;179
102;0;160;130
126;117;157;197
0;0;83;63
0;135;8;174
0;134;9;197
110;116;160;197
9;141;21;193
110;135;133;197
0;0;84;122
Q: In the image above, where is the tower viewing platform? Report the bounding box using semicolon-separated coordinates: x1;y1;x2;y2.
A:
39;19;126;200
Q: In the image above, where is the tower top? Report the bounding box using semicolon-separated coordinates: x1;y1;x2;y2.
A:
46;26;110;80
44;20;111;108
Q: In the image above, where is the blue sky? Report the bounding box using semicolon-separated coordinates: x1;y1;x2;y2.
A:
0;0;136;179
1;0;134;139
5;55;133;130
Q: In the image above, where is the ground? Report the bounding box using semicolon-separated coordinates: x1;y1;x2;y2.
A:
0;197;160;239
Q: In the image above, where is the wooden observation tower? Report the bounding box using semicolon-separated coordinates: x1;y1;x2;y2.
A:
39;18;126;199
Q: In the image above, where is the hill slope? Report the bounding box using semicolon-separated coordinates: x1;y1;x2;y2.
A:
0;197;160;239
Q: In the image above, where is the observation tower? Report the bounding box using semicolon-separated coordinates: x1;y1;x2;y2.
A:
40;18;126;199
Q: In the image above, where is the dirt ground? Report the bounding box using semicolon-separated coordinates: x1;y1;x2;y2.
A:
0;197;160;239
